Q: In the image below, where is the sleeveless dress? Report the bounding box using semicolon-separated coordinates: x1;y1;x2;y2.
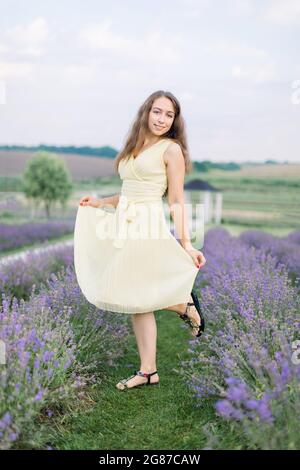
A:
73;138;199;314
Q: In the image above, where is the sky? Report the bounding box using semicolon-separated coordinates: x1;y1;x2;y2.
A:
0;0;299;163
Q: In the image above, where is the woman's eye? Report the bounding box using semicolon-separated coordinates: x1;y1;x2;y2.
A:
153;110;173;118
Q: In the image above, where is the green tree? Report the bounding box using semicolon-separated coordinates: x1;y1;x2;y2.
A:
21;151;73;219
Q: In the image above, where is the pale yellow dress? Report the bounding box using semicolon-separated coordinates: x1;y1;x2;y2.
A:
73;138;199;314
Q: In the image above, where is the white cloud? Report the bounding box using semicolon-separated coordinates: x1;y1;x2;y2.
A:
231;63;278;83
1;17;49;58
178;91;194;102
17;47;45;57
177;0;210;18
263;0;300;25
1;3;299;161
58;64;96;84
202;40;267;59
79;20;130;52
79;21;182;64
0;61;33;80
229;0;255;17
5;17;49;44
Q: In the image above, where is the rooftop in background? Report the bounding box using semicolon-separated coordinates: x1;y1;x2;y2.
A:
184;179;221;192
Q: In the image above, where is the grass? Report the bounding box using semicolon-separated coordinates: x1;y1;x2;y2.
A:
42;308;247;450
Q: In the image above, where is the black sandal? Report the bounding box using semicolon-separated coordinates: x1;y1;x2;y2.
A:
116;370;159;390
191;288;205;335
178;289;205;337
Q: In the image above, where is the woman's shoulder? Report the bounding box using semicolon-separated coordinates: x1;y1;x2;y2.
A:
164;138;182;153
161;139;182;164
162;137;181;149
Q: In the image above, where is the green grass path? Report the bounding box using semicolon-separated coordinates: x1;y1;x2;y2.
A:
49;309;241;450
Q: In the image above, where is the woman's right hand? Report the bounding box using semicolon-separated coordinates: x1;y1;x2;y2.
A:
79;196;101;208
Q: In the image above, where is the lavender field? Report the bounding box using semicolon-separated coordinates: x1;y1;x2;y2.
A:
178;228;300;449
0;227;299;449
0;221;74;253
0;248;131;449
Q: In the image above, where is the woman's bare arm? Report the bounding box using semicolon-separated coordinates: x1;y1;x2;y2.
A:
79;193;120;208
97;194;120;209
164;143;207;269
164;143;193;249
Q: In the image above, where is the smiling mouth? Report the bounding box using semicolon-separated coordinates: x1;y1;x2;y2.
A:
154;125;164;129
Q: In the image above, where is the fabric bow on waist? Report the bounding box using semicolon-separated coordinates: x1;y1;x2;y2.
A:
113;194;162;249
95;195;162;249
112;195;141;249
118;194;137;223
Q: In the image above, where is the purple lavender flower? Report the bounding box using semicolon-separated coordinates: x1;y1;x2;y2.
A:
179;227;300;449
0;221;74;252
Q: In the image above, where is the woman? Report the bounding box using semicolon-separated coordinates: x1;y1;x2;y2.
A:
74;90;206;391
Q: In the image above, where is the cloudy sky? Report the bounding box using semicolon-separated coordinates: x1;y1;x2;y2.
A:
0;0;299;163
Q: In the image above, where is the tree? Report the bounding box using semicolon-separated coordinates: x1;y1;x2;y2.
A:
21;151;73;219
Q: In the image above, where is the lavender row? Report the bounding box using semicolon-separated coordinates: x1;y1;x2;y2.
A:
179;227;300;449
238;229;300;283
0;265;130;450
0;221;75;252
0;243;74;301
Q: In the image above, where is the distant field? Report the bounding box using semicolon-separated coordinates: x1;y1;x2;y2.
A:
0;150;116;179
1;153;299;233
1;150;299;182
200;164;300;193
190;164;300;231
204;163;300;179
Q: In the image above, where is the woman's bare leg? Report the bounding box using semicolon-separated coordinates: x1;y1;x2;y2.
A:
165;303;186;314
116;311;159;389
165;296;202;330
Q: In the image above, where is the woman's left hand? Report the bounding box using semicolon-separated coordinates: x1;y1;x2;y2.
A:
184;247;206;269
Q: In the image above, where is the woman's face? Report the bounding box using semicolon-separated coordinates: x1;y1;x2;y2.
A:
147;97;175;137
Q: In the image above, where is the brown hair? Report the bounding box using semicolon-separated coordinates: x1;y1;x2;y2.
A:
114;90;193;198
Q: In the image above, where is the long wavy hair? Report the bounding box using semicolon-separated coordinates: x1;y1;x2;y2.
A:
114;90;193;198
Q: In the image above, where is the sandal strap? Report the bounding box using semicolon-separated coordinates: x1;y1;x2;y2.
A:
175;289;205;338
136;370;158;377
183;302;194;316
118;369;158;389
121;374;136;383
181;302;201;330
